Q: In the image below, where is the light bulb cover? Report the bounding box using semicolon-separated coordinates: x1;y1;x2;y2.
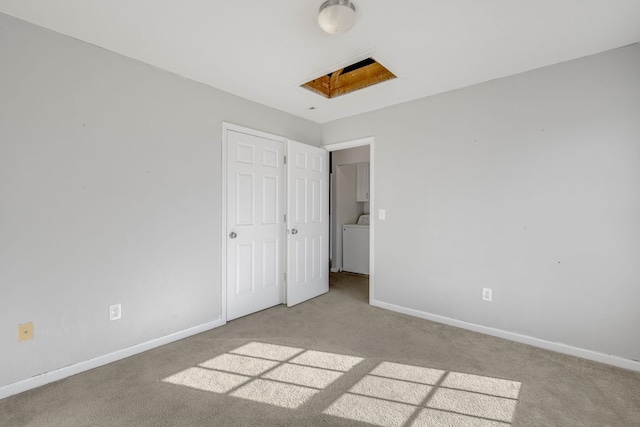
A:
318;0;356;35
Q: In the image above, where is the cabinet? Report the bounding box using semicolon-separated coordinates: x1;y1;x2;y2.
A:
356;162;370;202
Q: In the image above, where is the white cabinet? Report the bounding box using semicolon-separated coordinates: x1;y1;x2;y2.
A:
356;162;370;202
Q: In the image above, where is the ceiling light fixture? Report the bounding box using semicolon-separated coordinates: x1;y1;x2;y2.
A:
318;0;357;35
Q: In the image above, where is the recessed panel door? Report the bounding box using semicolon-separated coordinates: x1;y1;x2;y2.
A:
227;130;285;320
287;140;329;306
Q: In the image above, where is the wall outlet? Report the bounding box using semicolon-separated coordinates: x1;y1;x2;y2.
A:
18;322;34;342
109;303;122;321
482;288;493;302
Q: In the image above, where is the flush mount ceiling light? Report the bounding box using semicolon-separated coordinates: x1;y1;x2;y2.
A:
318;0;357;35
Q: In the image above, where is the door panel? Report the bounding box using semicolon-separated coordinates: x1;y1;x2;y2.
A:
236;243;254;294
311;235;322;279
311;179;322;222
263;240;278;287
287;141;329;306
295;177;307;222
294;238;307;284
262;176;278;224
227;129;285;320
236;173;254;225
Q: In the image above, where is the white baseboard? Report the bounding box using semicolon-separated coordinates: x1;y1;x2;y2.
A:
330;268;340;273
0;318;225;400
371;299;640;372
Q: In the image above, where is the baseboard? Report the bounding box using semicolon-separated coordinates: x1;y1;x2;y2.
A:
0;318;225;400
330;268;340;273
371;299;640;372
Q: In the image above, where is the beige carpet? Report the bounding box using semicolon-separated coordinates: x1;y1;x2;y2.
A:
1;273;639;426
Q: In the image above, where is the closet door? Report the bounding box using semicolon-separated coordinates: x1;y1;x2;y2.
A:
286;140;329;307
226;128;285;320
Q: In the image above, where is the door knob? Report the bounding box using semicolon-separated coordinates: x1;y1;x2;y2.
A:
229;232;237;239
291;229;298;235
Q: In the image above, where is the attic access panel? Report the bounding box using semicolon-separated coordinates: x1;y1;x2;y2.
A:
301;58;396;99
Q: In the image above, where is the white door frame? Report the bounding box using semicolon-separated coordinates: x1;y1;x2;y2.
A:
221;122;288;323
322;137;375;305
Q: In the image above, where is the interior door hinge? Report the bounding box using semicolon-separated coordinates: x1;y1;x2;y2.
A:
284;214;287;222
284;155;287;164
284;272;287;283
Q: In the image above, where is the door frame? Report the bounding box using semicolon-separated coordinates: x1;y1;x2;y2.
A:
221;122;288;323
322;137;375;305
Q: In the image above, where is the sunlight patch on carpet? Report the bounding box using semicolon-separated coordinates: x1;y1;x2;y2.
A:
199;353;278;376
262;363;343;389
162;342;362;409
442;372;521;399
428;388;517;422
162;341;522;424
370;361;445;385
162;367;249;393
323;364;520;426
349;375;432;405
412;408;510;427
230;379;318;409
289;349;363;371
324;393;416;427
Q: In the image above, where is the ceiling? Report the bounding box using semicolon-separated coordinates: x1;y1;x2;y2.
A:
1;1;639;124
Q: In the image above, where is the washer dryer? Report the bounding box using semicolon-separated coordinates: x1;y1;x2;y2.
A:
342;215;370;275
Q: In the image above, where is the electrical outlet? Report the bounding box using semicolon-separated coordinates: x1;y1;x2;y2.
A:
482;288;493;302
109;303;122;321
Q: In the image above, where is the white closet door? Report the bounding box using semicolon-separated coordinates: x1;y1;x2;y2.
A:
286;140;329;307
226;129;285;320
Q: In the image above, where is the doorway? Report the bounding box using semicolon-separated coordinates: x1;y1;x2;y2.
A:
323;137;375;304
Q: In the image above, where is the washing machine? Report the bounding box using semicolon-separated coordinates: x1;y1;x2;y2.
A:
342;214;370;275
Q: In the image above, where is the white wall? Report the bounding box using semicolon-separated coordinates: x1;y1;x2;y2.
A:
330;146;370;270
323;44;640;365
0;13;321;392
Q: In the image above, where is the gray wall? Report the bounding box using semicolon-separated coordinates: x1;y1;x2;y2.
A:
0;14;321;389
323;44;640;363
